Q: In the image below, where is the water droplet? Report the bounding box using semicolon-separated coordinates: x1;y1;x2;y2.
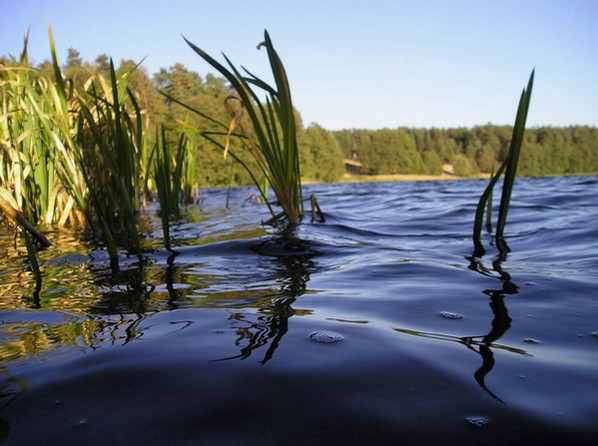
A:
523;338;541;344
310;330;343;344
440;311;463;320
77;420;88;427
466;416;489;427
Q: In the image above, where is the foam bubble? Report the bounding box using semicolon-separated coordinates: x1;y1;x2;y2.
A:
466;416;489;427
310;330;343;344
440;311;464;320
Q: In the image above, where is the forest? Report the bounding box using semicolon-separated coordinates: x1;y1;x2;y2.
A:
7;48;597;186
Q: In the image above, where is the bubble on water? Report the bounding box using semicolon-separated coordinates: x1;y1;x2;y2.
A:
525;281;536;286
591;332;598;338
523;338;541;344
466;416;490;427
310;330;343;344
440;311;463;320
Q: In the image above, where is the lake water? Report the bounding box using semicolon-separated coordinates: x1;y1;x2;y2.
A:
0;176;597;445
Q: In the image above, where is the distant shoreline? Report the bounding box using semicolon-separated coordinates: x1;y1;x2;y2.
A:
335;163;487;183
336;173;488;183
333;171;597;184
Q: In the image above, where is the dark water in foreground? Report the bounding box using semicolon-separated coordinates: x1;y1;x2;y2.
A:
1;176;597;445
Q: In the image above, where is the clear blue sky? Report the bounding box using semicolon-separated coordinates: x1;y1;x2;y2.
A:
1;0;597;130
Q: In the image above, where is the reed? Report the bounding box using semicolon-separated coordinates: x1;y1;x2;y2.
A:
0;32;86;230
2;27;186;269
473;70;534;256
74;58;153;259
485;165;494;233
46;25;150;260
165;30;304;226
153;127;195;250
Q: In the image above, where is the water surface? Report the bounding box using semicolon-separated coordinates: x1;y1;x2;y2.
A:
1;176;597;445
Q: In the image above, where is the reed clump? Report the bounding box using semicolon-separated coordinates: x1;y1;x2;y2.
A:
0;32;87;232
163;30;304;227
0;27;159;264
1;27;208;267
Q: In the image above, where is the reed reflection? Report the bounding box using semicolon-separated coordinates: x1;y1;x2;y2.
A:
216;236;318;364
394;251;529;403
468;251;524;401
89;257;155;314
0;311;149;432
165;252;181;310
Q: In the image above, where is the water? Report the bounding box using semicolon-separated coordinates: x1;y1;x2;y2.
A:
1;176;597;445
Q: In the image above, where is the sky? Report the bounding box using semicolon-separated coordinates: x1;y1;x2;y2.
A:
1;0;597;130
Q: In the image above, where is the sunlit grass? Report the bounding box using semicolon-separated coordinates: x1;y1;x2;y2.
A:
1;27;158;266
0;32;86;230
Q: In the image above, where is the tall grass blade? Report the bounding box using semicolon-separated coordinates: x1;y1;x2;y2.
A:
472;70;534;256
472;161;508;257
152;127;196;250
154;128;173;250
495;70;534;253
485;165;494;232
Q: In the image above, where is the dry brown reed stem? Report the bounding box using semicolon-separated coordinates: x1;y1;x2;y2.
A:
0;196;51;247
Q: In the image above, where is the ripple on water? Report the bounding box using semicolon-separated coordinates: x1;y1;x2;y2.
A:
1;176;598;445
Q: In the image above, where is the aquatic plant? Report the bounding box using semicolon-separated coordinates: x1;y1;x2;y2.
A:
74;58;148;258
0;31;86;230
164;30;304;226
153;127;196;250
472;70;534;256
2;27;201;265
485;164;495;232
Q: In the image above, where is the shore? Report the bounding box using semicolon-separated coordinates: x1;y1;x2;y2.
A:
337;172;461;183
337;164;489;183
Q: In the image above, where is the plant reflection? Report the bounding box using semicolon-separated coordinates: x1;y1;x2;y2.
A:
394;251;529;403
165;252;181;310
215;236;318;364
0;311;150;434
90;257;155;314
0;367;26;442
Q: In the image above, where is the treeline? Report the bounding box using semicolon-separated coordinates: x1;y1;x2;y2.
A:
334;126;598;177
21;50;345;187
16;48;597;185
